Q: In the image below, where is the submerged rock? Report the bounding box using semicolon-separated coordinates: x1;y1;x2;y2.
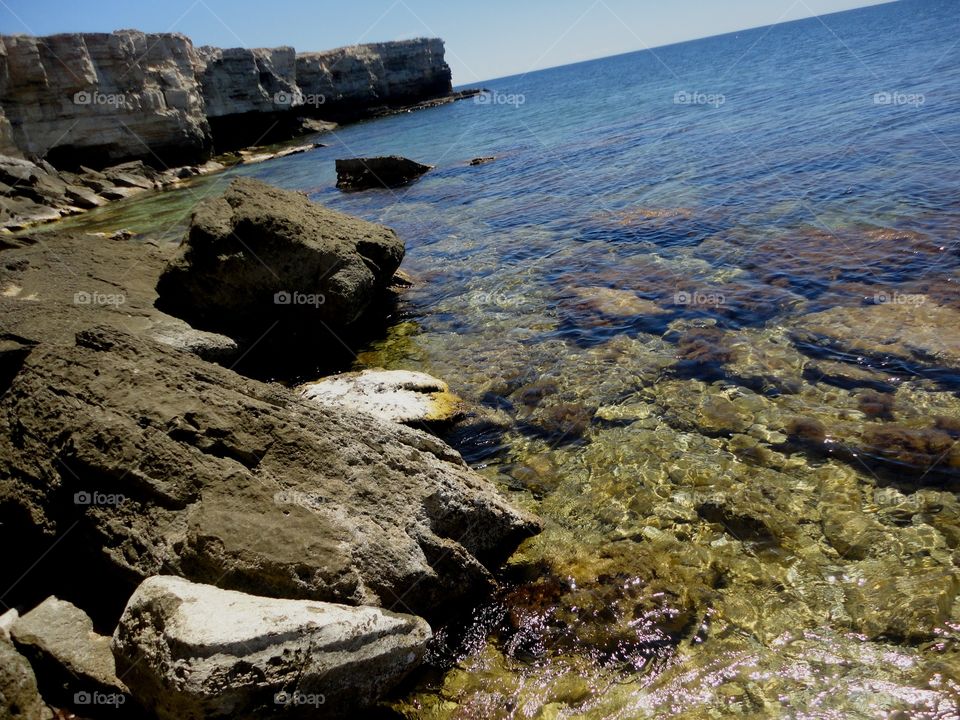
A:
335;156;433;190
156;177;405;339
791;300;960;379
299;369;464;426
113;576;431;720
11;597;127;707
0;326;540;618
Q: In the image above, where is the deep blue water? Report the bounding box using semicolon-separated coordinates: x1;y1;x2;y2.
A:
220;0;960;349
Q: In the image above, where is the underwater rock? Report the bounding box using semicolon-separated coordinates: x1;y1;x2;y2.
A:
791;300;960;381
842;561;959;641
859;424;960;478
567;286;668;319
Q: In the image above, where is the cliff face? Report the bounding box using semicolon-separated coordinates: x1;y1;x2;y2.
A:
0;33;453;169
298;38;453;114
0;31;210;169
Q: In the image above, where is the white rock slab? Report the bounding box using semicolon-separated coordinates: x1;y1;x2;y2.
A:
112;576;431;719
299;369;463;425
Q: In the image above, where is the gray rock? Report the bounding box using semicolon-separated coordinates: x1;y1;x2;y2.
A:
113;576;431;719
156;177;405;336
64;185;105;209
99;186;146;201
0;609;18;641
11;597;127;702
103;173;154;190
147;320;240;362
336;156;433;190
0;637;49;720
0;326;541;617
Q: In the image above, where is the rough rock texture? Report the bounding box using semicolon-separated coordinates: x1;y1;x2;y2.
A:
297;39;452;116
0;31;210;168
0;609;18;641
0;231;238;362
197;46;298;118
299;369;464;425
0;32;453;168
156;177;405;337
11;597;127;703
336;156;433;190
113;576;431;719
0;637;49;720
0;325;541;619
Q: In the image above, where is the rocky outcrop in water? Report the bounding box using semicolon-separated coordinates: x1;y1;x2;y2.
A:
113;576;431;720
336;156;433;190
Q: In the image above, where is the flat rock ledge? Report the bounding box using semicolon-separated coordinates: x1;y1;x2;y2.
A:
299;369;464;426
113;576;431;720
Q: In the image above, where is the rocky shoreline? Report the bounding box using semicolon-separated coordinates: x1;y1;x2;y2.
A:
0;172;541;718
0;29;481;232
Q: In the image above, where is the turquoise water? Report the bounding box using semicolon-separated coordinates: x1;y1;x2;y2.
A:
51;1;960;716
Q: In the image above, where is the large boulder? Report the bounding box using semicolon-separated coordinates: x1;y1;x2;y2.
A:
0;326;540;619
0;638;48;720
112;576;431;719
11;597;128;708
336;156;433;190
155;178;405;341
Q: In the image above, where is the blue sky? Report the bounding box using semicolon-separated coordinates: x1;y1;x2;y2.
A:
0;0;895;83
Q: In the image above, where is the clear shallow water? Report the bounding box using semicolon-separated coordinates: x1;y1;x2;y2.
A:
49;1;960;716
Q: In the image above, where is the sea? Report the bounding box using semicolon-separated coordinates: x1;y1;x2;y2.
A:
53;0;960;716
